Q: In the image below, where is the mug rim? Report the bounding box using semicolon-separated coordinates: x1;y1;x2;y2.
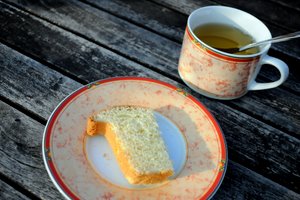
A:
187;5;271;59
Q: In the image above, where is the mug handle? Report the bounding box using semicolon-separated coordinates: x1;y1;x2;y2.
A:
248;55;289;90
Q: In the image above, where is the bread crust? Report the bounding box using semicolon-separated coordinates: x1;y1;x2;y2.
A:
86;115;173;184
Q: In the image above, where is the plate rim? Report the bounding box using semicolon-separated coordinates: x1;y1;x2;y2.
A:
42;76;228;200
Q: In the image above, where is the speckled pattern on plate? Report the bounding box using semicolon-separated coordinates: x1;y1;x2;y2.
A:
43;77;227;200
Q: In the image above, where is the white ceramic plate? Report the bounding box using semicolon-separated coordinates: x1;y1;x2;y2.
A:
43;77;227;200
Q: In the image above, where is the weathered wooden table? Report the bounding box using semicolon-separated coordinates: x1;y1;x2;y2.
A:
0;0;299;199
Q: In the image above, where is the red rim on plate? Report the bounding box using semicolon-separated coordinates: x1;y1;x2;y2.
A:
42;77;227;200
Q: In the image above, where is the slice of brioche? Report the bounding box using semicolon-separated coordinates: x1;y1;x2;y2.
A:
87;106;174;184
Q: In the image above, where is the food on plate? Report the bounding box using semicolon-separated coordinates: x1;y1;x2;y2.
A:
86;106;174;184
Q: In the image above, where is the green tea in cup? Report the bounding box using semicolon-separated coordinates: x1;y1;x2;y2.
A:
193;23;260;55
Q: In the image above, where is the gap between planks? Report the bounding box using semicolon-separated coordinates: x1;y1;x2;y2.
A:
0;95;47;125
1;0;182;83
79;0;181;44
1;0;299;138
0;170;41;200
0;39;88;86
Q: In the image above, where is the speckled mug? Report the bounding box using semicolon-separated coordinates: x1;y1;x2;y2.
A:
178;6;289;100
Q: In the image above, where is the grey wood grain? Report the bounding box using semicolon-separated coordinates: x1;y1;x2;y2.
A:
1;23;300;193
267;0;300;11
211;0;300;31
0;37;169;121
151;0;300;31
82;0;187;42
150;0;215;15
214;161;300;200
0;179;31;200
208;100;300;193
3;0;180;77
0;101;64;199
0;43;82;120
1;0;299;137
150;0;300;63
230;87;300;136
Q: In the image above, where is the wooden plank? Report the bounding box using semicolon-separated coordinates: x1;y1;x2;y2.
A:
0;5;173;119
0;101;64;199
0;38;168;121
1;0;299;137
1;101;299;200
149;0;300;62
0;179;31;200
0;44;81;120
230;87;300;136
2;0;180;77
150;0;215;15
1;26;300;193
208;100;300;193
82;0;187;42
211;0;300;31
214;161;300;200
151;0;300;31
267;0;300;11
0;2;169;84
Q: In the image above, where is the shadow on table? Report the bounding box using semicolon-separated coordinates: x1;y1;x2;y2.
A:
19;0;65;8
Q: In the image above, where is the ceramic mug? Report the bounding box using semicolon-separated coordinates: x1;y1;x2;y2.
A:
178;6;289;100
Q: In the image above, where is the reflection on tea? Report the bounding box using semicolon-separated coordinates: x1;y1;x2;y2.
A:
193;23;260;55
